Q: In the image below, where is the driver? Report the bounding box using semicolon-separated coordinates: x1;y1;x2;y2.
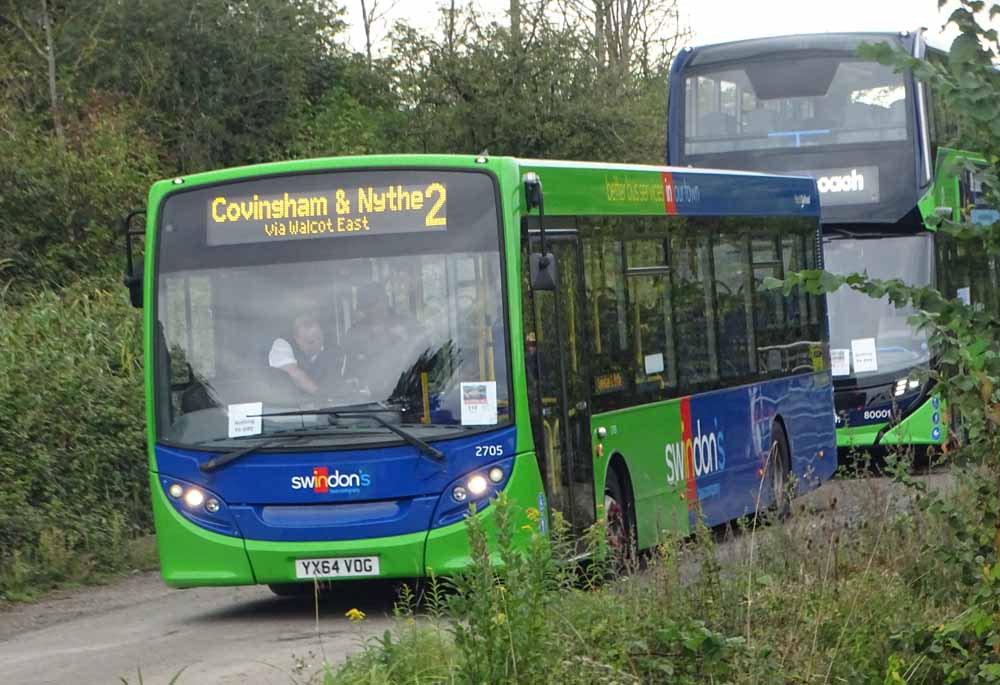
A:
268;313;344;397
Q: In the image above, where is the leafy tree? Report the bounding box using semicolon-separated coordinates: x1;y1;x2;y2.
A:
386;0;684;162
770;4;1000;678
81;0;351;171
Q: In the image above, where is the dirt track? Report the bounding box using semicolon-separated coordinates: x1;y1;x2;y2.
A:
0;471;952;685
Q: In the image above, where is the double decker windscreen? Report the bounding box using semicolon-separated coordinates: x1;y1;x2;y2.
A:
684;57;909;156
154;169;511;447
823;234;933;383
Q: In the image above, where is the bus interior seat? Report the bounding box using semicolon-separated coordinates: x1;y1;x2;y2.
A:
697;111;737;137
743;109;777;136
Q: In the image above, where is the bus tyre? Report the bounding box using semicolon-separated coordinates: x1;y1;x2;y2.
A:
604;467;636;570
268;582;314;597
768;423;792;519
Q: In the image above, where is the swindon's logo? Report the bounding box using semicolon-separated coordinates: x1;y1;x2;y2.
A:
291;467;372;493
664;397;727;507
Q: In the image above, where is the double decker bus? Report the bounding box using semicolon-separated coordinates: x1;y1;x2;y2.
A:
124;155;836;591
666;30;990;453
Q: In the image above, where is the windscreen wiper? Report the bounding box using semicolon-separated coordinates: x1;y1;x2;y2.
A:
200;434;306;473
256;408;446;462
198;428;380;473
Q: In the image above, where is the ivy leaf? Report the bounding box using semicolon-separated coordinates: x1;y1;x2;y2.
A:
760;276;783;291
951;32;985;63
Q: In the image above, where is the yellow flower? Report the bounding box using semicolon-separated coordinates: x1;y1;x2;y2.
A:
525;507;541;523
345;608;366;622
493;612;507;625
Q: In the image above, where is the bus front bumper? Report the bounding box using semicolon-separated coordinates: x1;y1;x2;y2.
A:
836;395;946;449
150;452;545;588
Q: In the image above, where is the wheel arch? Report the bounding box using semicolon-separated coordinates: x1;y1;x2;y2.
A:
604;451;635;505
603;451;638;539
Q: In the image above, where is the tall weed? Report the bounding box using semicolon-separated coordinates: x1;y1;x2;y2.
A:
0;281;147;598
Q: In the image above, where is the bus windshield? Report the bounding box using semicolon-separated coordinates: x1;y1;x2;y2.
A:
823;234;932;383
684;57;908;156
154;169;510;447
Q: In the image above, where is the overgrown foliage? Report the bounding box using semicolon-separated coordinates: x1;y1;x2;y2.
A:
0;282;147;599
330;469;966;684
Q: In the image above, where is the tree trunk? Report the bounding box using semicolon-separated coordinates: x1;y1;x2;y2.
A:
510;0;520;47
594;0;605;65
446;0;456;56
41;0;65;145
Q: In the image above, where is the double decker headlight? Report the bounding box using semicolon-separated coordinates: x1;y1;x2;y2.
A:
895;377;921;397
894;379;907;397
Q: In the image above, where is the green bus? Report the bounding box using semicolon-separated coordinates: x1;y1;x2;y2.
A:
667;30;992;453
124;155;836;591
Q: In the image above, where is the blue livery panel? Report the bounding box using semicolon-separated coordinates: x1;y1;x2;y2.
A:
154;426;517;541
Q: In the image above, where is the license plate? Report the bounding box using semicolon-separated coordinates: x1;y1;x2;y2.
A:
295;556;380;579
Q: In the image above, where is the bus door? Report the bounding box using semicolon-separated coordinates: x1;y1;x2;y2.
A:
525;232;596;535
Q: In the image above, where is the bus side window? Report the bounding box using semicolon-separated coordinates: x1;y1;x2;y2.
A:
671;227;718;386
782;231;809;335
624;236;676;393
582;232;633;408
713;227;755;379
751;231;785;354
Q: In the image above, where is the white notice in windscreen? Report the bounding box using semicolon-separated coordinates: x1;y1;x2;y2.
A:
460;382;498;426
850;338;878;374
830;349;850;377
228;402;263;438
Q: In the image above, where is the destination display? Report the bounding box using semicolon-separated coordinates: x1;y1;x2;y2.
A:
206;180;448;246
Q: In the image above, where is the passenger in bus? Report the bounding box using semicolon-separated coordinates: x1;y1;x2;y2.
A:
268;313;344;397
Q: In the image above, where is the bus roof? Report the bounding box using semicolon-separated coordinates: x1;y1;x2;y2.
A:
151;154;819;220
516;157;819;218
682;31;910;68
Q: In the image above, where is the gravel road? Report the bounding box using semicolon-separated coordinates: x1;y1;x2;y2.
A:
0;471;953;685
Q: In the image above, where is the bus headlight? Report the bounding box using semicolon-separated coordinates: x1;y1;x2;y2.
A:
204;498;221;514
168;483;184;499
184;488;205;508
467;475;488;496
452;486;468;502
488;467;504;483
894;379;908;397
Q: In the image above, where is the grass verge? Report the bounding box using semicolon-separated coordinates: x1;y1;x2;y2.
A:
324;458;970;684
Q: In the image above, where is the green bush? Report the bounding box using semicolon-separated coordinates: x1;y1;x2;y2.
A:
0;280;148;598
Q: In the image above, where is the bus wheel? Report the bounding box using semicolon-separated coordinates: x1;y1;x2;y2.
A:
604;467;636;569
768;423;792;519
268;582;314;597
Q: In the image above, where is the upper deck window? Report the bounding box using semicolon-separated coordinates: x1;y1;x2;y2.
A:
683;57;909;156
